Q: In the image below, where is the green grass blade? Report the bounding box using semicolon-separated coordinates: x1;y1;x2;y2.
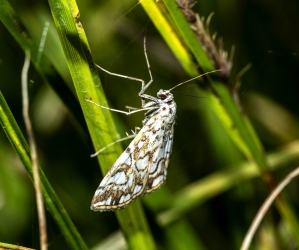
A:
0;92;89;250
140;0;198;76
47;0;156;248
161;0;215;72
0;0;89;144
141;0;299;242
162;0;265;168
140;0;259;166
157;140;299;226
0;242;34;250
165;220;207;250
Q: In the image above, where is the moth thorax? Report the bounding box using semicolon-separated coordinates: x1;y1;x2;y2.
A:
157;89;173;101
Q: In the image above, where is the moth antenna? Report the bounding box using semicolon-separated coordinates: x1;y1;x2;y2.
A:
169;69;221;91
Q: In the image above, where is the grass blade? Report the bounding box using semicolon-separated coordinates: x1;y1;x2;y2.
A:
141;0;299;243
0;0;89;145
0;92;89;250
157;140;299;226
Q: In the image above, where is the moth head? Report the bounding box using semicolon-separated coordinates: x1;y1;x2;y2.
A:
157;89;173;101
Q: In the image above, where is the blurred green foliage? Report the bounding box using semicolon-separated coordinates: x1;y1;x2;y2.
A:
1;0;299;249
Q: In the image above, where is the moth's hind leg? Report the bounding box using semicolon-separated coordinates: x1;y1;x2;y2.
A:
90;127;140;157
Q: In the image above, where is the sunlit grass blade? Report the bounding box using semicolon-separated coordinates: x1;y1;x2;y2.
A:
160;0;215;72
140;0;198;76
0;92;88;250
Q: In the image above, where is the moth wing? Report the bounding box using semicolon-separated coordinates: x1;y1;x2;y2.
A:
91;126;151;211
91;115;174;211
164;123;175;168
144;123;174;194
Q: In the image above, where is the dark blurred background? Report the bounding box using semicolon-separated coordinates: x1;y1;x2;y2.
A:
1;0;299;249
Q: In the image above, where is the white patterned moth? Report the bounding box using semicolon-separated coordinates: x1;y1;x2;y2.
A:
88;37;219;211
90;88;176;211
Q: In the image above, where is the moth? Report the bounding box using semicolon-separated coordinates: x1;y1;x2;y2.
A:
89;37;219;211
90;88;176;211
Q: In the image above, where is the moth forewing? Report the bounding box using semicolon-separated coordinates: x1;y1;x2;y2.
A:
90;90;176;211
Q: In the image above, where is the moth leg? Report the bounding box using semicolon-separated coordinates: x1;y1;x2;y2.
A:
90;128;139;157
86;99;155;115
94;35;156;107
95;63;146;90
138;35;154;106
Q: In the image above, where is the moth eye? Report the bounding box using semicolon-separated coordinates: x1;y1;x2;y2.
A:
159;94;167;100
